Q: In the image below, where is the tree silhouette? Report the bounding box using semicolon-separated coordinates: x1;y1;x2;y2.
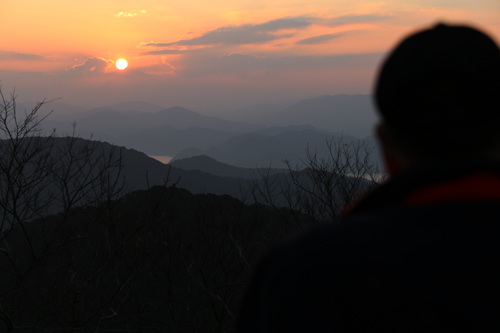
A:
0;87;132;331
250;135;385;225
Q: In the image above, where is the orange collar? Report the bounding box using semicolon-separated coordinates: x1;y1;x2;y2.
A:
404;172;500;206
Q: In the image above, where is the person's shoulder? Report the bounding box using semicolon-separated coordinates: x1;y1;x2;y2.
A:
235;201;500;332
275;206;409;258
261;208;397;279
274;200;500;269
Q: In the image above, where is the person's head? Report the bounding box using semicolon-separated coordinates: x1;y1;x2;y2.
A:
374;23;500;175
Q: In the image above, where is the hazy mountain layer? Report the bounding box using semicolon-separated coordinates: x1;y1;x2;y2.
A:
114;126;237;156
170;155;287;179
264;94;378;138
173;128;381;169
31;96;381;163
104;100;165;114
43;105;264;139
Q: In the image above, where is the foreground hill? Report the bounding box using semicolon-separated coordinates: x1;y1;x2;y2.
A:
0;184;313;331
99;140;253;197
0;136;253;206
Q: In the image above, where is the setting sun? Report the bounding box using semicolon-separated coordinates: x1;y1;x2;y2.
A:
116;59;128;70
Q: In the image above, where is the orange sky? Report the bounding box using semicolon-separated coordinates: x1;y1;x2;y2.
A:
1;0;499;111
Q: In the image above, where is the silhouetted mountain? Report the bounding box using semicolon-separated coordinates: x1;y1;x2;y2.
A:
173;147;205;160
0;136;250;200
1;183;308;331
99;142;251;197
170;155;287;179
264;94;377;138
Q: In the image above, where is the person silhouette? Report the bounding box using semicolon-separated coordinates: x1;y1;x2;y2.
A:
234;23;500;332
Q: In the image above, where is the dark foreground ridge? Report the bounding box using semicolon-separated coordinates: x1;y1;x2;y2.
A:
0;185;311;332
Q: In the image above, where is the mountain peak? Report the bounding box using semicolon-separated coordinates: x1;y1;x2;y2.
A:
106;101;165;113
158;106;201;116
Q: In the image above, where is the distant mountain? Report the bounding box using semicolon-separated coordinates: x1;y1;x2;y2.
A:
264;94;378;138
251;124;334;136
105;101;165;114
173;147;205;161
215;101;293;122
63;108;141;137
44;106;264;143
44;101;163;123
172;126;381;169
170;155;287;179
15;101;87;119
34;97;379;162
116;126;237;156
132;106;263;133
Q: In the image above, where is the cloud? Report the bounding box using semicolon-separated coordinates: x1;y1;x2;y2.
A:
143;17;312;47
131;59;175;76
116;12;136;17
0;52;44;61
141;49;188;56
176;52;383;77
140;14;392;52
115;10;146;18
296;33;344;45
60;57;113;78
324;14;393;26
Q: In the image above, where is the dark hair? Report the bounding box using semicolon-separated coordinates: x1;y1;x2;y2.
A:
375;23;500;158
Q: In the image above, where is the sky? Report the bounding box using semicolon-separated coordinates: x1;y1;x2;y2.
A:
1;0;499;113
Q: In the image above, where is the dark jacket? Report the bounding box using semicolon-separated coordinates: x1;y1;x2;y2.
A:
235;158;500;332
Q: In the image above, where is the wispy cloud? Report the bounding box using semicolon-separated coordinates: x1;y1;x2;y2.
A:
176;52;384;77
296;33;344;45
141;49;188;56
114;10;146;18
324;14;393;26
140;13;392;52
0;52;44;61
132;58;175;76
142;17;312;47
60;57;113;78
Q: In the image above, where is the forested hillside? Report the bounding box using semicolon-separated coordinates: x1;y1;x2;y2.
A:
0;185;313;332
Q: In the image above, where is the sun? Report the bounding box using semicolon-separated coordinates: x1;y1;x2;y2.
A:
116;59;128;70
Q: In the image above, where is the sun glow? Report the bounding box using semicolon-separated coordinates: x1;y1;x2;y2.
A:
116;59;128;70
